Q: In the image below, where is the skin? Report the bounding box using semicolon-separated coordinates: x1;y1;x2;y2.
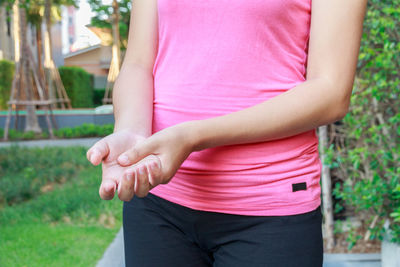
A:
87;0;368;201
86;0;159;200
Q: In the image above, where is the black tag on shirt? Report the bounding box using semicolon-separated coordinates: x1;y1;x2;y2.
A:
292;182;307;192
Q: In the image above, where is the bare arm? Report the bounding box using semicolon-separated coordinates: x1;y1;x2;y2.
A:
112;0;158;136
187;0;368;151
86;0;160;201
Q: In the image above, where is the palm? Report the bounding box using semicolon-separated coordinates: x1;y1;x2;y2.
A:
102;160;129;188
101;130;145;187
88;129;162;200
86;129;149;200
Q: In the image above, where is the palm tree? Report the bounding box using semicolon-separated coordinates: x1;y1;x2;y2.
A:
26;0;45;80
103;0;121;104
20;0;41;133
2;0;55;139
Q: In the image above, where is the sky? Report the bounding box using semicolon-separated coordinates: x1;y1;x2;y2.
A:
75;0;94;37
62;0;99;54
62;0;117;54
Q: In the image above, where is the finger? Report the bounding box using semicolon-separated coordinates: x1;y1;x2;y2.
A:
99;179;116;200
117;140;156;166
146;158;162;187
118;169;135;201
134;165;150;198
87;139;110;166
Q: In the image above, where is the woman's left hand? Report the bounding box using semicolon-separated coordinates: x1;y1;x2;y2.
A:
116;122;195;198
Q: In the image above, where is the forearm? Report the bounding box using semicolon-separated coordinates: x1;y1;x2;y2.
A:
188;78;347;151
112;62;154;137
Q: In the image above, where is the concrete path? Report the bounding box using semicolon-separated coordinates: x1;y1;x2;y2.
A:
96;228;125;267
324;253;381;267
0;137;101;148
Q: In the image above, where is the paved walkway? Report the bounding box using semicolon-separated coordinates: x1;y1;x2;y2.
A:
324;253;381;267
0;137;101;148
96;228;125;267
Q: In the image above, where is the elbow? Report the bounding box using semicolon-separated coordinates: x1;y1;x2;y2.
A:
333;88;352;122
321;77;352;123
334;104;349;122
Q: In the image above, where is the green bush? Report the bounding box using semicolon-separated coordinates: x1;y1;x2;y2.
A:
0;123;114;140
59;66;94;108
93;88;106;106
0;60;15;110
54;123;113;138
0;146;90;206
327;1;400;246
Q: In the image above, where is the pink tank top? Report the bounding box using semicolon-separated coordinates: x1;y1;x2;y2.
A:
149;0;322;216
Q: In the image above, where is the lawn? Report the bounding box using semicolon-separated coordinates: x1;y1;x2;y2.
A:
0;146;122;267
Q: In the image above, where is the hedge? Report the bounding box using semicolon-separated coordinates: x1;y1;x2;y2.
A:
93;88;106;106
0;123;114;140
59;66;94;108
0;60;15;110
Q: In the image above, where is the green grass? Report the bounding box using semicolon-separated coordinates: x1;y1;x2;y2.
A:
0;147;123;267
0;146;91;206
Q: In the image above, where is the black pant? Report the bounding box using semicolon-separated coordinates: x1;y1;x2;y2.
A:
123;193;323;267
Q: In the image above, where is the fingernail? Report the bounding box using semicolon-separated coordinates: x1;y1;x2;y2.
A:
126;172;133;182
106;183;113;192
138;166;145;175
149;161;158;170
118;155;130;164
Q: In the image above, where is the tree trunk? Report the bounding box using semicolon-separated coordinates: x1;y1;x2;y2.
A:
103;0;121;104
12;0;20;63
112;0;121;69
319;125;335;250
44;0;55;105
36;23;45;82
20;3;41;133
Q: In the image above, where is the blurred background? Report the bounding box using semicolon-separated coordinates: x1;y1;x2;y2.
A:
0;0;398;266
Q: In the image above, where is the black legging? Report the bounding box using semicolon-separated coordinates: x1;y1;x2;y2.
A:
123;193;323;267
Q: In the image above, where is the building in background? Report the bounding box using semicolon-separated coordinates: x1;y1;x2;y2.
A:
61;2;97;55
61;6;77;55
64;26;112;89
0;6;14;61
0;5;64;66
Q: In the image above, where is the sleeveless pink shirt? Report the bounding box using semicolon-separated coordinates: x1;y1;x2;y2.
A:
149;0;322;216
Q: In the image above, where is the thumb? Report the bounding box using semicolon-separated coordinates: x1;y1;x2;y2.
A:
86;139;110;166
117;140;155;166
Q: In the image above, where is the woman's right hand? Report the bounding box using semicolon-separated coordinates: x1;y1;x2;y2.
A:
86;129;160;201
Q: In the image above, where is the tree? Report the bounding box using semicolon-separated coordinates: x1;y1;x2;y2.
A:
26;0;45;78
20;0;42;132
26;0;75;88
87;0;131;50
2;0;55;138
102;0;121;104
43;0;73;108
319;125;335;250
329;0;400;247
1;0;43;134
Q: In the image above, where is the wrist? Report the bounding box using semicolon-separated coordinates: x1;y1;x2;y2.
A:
113;124;151;138
181;120;208;152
